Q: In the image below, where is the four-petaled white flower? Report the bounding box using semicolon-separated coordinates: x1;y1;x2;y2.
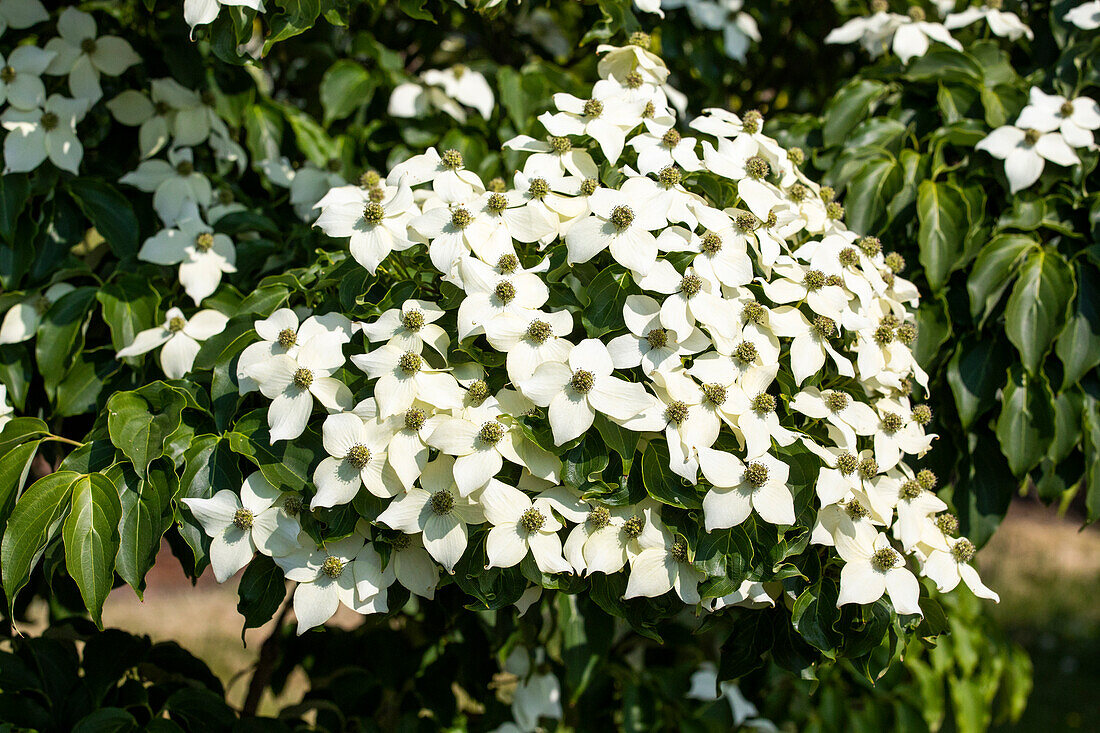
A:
116;307;228;379
312;406;400;508
702;451;795;529
836;525;922;616
119;147;213;225
1016;87;1100;149
0;45;54;110
138;210;236;304
1;93;87;173
184;0;266;31
315;182;417;274
975;124;1079;192
0;283;75;344
481;479;572;575
44;8;140;102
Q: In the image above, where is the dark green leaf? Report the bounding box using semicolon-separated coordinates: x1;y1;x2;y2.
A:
68;179;140;259
995;366;1055;476
63;473;122;626
1004;248;1074;374
641;441;700;509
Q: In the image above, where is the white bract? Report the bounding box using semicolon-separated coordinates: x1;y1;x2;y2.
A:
975;125;1079;193
115;307;228;379
0;283;75;344
44;8;139;103
1;93;87;173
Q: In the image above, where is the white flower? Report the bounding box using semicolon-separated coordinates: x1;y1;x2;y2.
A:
702;451;795;529
0;45;54;110
456;257;550;342
44;8;140;103
539;91;641;164
975;124;1079;193
427;403;523;496
375;454;484;573
687;663;761;726
565;179;668;275
107;79;225;158
248;332;353;443
0;0;48;37
635;259;737;343
119;148;213;225
1015;88;1100;149
825;10;907;56
138;210;236;304
116;307;228;380
411;199;510;276
607;294;710;376
500;648;564;733
945;4;1033;40
768;305;854;385
890;11;962;62
520;338;652;445
628;119;702;175
835;526;922;615
483;308;574;387
421;65;495;119
387;533;440;599
236;308;352;394
503;134;599;180
314;182;417;273
480;479;572;574
275;534;393;634
184;0;266;30
710;579;775;611
0;283;75;344
180;472;300;582
623;518;702;603
387;147;484;202
0;383;12;429
920;536;999;601
360;299;448;357
351;342;462;418
312;407;401;509
1065;0;1100;29
789;387;878;451
1;94;88;174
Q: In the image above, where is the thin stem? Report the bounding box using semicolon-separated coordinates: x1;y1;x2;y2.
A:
42;435;83;448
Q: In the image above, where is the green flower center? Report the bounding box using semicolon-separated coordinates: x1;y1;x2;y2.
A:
346;444;371;469
907;6;925;21
819;186;836;203
951;539;976;564
645;328;668;349
702;383;727;406
194;232;214;252
0;66;15;83
609;205;634;230
497;253;519;273
900;480;922;501
519;507;545;533
399;352;422;375
81;38;98;54
625;70;644;89
874;323;895;346
363;202;384;224
745;155;770;180
745;462;769;488
488;177;507;193
570;369;594;394
588;506;611;530
917;469;937;490
896;323;917;344
527;319;552;345
661;128;681;149
680;274;702;298
752;393;776;414
368;186;385;203
528;177;550;199
788;183;808;202
430;490;455;515
884;252;906;273
494;280;517;304
826;201;845;220
935;512;958;536
168;316;186;333
736;213;760;232
478;420;505;445
277;328;297;348
836;452;858;475
581;178;598;196
741;110;762;134
322;555;344;578
40;112;59;131
622;515;645;538
293;368;314;389
584;99;604;118
858;458;879;480
803;269;826;291
670;540;689;563
788;147;805;166
871;547;899;572
813;316;837;340
440;149;464;170
283;496;302;516
34;296;50;315
881;412;904;432
549;136;572;154
665;400;689;426
217;188;233;205
871;0;889;11
486;193;508;214
838;247;860;268
658;165;682;187
630;31;652;48
742;301;765;324
1060;100;1075;117
466;379;490;405
404;407;426;431
233;508;254;530
175;160;193;176
845;499;869;520
359;170;381;188
734;341;758;364
450;206;472;230
642;100;656;119
701;232;722;254
391;533;412;551
402;309;425;331
825;391;849;412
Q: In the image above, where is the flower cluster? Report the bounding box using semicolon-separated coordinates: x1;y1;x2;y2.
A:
156;37;998;634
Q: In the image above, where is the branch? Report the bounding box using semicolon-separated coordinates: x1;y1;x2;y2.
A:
241;582;296;717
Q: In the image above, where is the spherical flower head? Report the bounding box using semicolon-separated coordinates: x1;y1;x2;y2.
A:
571;369;594;394
402;309;425;332
391;533;412;551
745;155;770;180
622;514;645;538
467;379;490;404
838;247;860;268
40;111;60;131
168;316;186;333
346;444;371;469
487;193;509;215
742;301;766;324
34;295;50;315
836;452;858;475
528;177;551;199
625;70;644;89
858;236;882;257
277;328;297;348
702;383;727;406
819;185;836;203
293;368;314;389
896;323;917;344
369;187;385;203
322;555;345;579
283;496;303;516
871;547;899;572
814;315;837;339
897;377;913;397
881;412;904;432
825;391;849;412
233;508;254;530
670;540;689;563
935;512;959;536
680;274;702;298
735;341;759;364
826;201;845;220
752;393;776;414
588;506;611;530
363;202;385;224
661;128;682;150
441;149;464;170
404;407;426;431
665;400;689;426
359;170;381;188
519;319;551;346
857;458;879;480
917;469;938;491
885;252;906;273
0;66;15;84
629;31;652;49
176;160;194;176
745;461;769;488
519;507;546;533
217;189;234;205
1059;99;1075;117
645;327;668;349
584;98;604;118
907;6;925;21
497;253;519;274
189;231;215;254
549;136;572;154
642;101;656;119
788;183;808;203
788;146;805;166
581;178;599;196
430;489;455;515
951;538;976;563
803;270;826;291
488;176;507;193
658;165;682;188
899;480;922;500
765;210;779;229
399;351;422;375
478;420;505;445
701;232;723;254
736;213;760;232
741;109;763;134
610;205;634;230
871;0;889;11
874;322;895;346
845;499;869;520
494;280;517;305
81;38;98;54
912;404;932;425
450;206;472;230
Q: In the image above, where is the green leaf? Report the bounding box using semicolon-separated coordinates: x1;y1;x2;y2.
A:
320;60;374;124
561;431;610;488
398;0;434;20
0;416;49;455
945;336;1010;430
115;459;174;596
35;286;97;396
226;410;320;492
822;80;886;148
1055;260;1100;389
236;554;286;636
917;180;968;292
581;267;634;337
96;276;160;354
56;349;120;418
792;578;841;656
106;388;186;478
177;435;242;575
966;234;1036;323
68;179;140;259
995;366;1056;477
0;173;30;242
593;413;639;469
1004;248;1074;375
0;439;41;527
641;441;701;509
64;473;122;626
843;155;901;234
1;471;81;614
